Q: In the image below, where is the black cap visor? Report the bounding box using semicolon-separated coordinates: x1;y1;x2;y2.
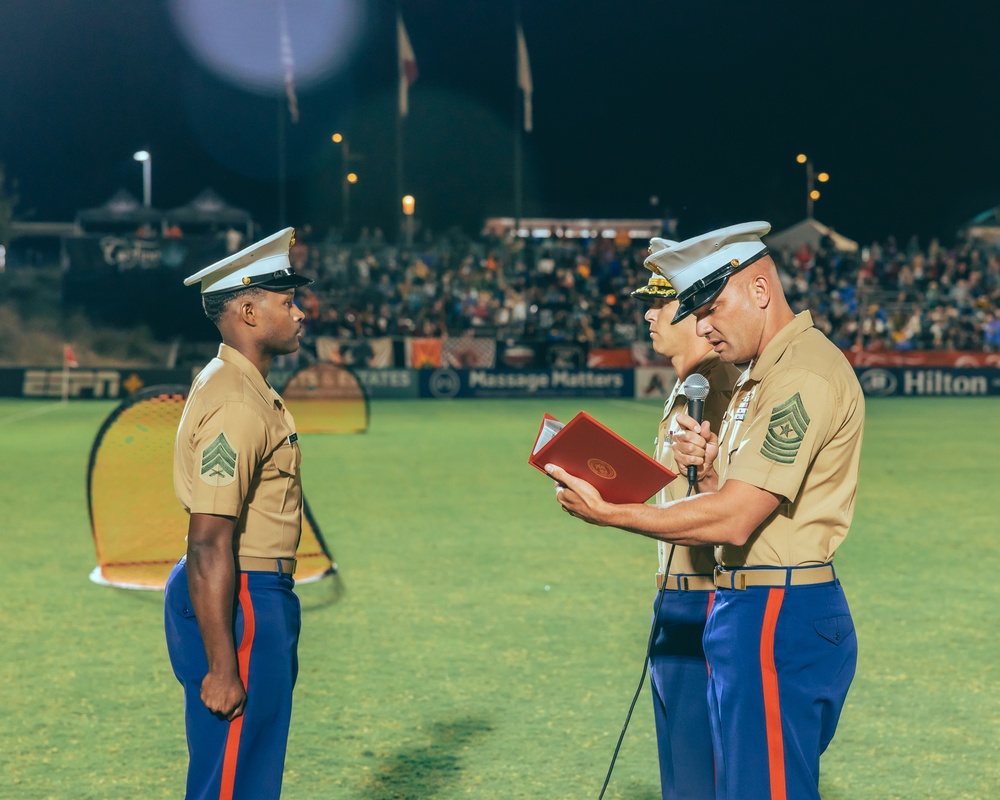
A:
246;267;312;292
670;247;769;323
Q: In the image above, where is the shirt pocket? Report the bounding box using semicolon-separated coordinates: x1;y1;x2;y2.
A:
271;441;300;477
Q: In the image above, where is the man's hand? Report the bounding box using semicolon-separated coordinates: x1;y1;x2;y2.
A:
672;413;720;490
200;668;246;721
545;464;611;526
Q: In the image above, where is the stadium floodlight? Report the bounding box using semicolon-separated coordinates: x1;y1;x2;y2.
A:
795;153;830;218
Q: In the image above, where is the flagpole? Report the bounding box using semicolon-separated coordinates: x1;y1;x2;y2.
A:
513;1;523;237
396;0;405;245
278;98;287;228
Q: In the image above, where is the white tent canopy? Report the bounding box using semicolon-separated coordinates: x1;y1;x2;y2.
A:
959;206;1000;244
767;217;859;255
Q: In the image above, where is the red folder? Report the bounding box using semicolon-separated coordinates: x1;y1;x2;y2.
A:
528;411;677;504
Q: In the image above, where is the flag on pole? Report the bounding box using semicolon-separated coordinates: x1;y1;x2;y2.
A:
279;0;300;123
397;12;418;117
63;344;79;368
517;24;533;132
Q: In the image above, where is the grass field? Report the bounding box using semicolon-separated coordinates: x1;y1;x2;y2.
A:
1;395;998;799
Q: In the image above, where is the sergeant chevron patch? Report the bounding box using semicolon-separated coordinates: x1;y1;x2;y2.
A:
200;432;237;486
761;393;810;464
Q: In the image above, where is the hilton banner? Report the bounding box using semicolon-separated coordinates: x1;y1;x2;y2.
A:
856;367;1000;397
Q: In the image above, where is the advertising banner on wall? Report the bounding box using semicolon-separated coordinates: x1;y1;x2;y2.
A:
634;367;679;400
0;368;192;399
856;367;1000;397
417;368;634;399
845;350;1000;368
352;368;420;399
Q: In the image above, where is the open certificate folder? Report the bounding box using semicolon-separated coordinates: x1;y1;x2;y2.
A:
528;412;677;505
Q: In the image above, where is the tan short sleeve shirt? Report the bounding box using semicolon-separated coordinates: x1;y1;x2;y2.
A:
655;352;741;574
174;344;303;559
715;311;865;567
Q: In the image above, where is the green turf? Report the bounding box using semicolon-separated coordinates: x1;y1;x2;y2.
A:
1;396;997;799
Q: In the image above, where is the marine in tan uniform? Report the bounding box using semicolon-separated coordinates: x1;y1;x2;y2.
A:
548;222;864;800
164;227;311;800
632;265;740;800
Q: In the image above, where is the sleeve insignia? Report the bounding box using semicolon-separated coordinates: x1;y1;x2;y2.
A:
760;392;810;464
199;432;238;486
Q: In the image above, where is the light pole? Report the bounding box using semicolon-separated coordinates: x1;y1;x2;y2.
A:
402;195;415;247
133;150;151;208
332;133;363;238
795;153;829;219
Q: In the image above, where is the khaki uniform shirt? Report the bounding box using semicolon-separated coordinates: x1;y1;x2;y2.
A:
174;344;303;560
655;352;741;574
714;311;865;567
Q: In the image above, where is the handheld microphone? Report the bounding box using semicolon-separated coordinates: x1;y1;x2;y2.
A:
680;373;710;489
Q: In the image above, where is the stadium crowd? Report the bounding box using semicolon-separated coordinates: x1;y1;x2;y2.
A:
286;227;1000;354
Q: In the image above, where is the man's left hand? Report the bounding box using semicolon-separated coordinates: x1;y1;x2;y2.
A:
546;464;610;526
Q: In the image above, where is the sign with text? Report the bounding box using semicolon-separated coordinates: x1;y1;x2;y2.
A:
856;367;1000;397
417;368;634;399
0;368;191;399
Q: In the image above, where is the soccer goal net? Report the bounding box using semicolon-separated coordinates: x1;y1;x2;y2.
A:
87;384;337;590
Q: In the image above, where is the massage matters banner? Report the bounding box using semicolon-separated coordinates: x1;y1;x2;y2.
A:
417;369;634;399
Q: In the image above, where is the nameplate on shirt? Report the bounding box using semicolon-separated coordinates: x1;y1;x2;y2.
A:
287;433;298;445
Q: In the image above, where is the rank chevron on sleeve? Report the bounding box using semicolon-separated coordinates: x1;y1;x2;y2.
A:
761;392;810;464
201;432;237;481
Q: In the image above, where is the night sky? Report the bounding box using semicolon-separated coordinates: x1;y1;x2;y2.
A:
2;0;999;246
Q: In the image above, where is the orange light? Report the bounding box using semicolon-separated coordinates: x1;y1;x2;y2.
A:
795;153;807;164
402;195;415;215
346;173;358;184
817;172;830;183
809;190;821;201
332;133;343;143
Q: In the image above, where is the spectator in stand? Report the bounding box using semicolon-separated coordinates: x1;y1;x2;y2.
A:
983;311;1000;352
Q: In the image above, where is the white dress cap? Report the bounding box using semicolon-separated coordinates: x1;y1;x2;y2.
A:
643;221;771;322
183;227;311;295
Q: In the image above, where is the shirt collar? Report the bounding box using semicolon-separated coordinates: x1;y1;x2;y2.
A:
748;310;814;382
217;343;281;407
692;350;723;376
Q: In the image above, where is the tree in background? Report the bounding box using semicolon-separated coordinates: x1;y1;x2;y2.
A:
0;164;19;247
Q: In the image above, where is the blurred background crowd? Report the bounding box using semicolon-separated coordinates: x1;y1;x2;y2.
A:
283;228;1000;355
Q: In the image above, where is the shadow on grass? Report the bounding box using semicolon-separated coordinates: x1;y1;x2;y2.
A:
603;780;660;800
356;716;494;800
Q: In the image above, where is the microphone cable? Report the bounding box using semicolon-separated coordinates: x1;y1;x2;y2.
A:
597;480;695;799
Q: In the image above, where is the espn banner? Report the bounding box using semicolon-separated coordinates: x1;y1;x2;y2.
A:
0;368;192;399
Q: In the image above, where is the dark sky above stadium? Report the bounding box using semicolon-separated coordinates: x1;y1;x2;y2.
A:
2;0;998;246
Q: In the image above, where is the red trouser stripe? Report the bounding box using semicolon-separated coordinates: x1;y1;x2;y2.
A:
705;591;715;676
219;573;256;800
760;588;786;800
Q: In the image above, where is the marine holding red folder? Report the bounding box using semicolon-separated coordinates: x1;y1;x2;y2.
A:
528;411;676;505
541;221;865;800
